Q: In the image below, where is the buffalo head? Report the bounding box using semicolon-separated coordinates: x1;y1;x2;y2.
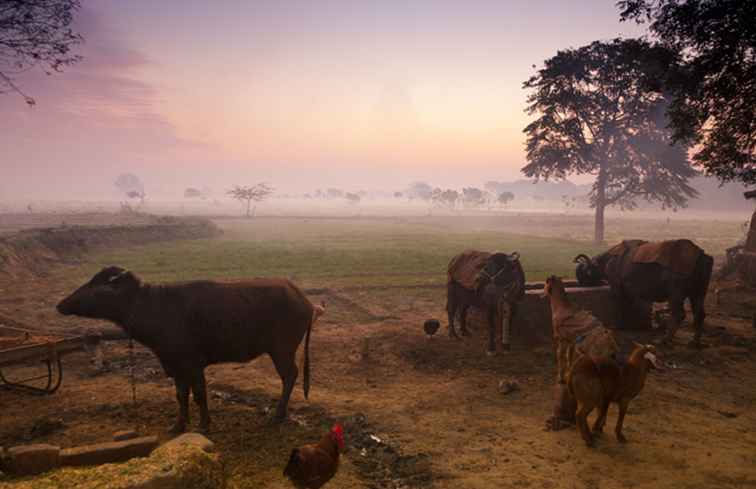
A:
57;266;141;322
573;254;605;287
475;252;525;302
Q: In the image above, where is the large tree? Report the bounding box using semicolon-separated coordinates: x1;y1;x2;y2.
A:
522;38;697;243
619;0;756;185
0;0;83;105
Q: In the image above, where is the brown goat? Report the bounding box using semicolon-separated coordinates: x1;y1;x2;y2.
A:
542;276;619;384
567;342;663;447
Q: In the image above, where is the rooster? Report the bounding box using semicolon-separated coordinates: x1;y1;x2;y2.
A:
283;424;344;489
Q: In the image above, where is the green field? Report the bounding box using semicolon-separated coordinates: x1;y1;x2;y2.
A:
82;217;606;288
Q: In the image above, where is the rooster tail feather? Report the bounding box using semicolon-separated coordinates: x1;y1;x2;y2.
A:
283;448;300;477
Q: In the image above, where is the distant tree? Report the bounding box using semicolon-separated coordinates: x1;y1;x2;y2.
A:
184;187;204;199
345;192;361;205
407;182;433;201
432;188;459;209
523;38;697;244
619;0;756;185
326;188;344;199
497;191;515;207
227;183;273;218
462;187;486;208
393;191;403;199
114;173;145;206
484;181;501;194
1;0;84;105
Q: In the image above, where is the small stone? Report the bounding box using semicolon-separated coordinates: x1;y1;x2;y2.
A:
6;444;60;475
113;430;139;442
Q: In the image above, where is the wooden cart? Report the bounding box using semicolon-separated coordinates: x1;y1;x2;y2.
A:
0;325;96;395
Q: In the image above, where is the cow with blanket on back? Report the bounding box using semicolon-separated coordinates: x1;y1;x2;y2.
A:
574;239;713;346
446;250;526;356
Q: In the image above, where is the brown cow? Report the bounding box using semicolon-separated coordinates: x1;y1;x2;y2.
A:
57;266;325;433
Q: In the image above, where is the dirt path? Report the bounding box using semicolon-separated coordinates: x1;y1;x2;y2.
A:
2;272;755;488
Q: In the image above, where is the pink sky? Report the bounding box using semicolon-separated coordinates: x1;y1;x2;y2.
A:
0;1;643;199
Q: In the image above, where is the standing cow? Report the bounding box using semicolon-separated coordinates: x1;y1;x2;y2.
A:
446;250;526;355
574;239;713;345
57;266;325;433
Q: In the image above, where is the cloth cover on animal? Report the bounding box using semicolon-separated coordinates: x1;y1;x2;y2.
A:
631;240;703;276
554;311;616;361
447;250;492;290
606;240;648;257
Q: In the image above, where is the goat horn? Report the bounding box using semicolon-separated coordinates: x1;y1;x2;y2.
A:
632;341;644;349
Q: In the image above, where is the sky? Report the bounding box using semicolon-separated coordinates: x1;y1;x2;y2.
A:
0;0;646;200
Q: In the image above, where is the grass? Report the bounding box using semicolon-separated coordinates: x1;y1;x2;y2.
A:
81;218;606;288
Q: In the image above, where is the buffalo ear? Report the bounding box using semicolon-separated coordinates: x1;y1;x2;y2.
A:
509;251;520;262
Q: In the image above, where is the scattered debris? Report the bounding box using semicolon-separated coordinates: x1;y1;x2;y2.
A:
717;410;738;419
344;413;434;488
498;378;520;395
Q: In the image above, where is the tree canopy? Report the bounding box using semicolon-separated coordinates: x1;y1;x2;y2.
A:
0;0;83;105
227;183;273;217
619;0;756;185
522;38;697;243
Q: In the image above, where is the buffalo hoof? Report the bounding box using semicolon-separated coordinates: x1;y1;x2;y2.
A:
486;350;496;357
501;343;511;352
616;433;628;444
584;436;595;448
460;329;471;337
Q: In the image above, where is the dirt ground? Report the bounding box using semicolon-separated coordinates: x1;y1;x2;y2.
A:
1;217;755;488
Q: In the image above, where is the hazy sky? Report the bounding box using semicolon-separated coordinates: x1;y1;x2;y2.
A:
1;1;644;199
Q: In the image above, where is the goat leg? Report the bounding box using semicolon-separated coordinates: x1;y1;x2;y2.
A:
576;403;594;447
592;399;609;435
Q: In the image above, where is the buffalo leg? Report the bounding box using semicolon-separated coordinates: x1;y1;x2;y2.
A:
170;376;191;434
447;288;459;339
191;370;210;433
663;294;685;343
459;305;471;336
272;354;299;420
486;306;496;356
615;399;630;443
690;293;706;345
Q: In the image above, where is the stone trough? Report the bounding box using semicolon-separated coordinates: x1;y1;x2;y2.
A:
466;280;652;344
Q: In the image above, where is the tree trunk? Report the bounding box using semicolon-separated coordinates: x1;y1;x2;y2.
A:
245;199;251;218
594;167;607;245
594;201;605;244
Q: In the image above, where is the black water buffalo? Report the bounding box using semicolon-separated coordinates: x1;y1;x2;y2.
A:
446;251;526;355
57;266;324;433
574;239;713;345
